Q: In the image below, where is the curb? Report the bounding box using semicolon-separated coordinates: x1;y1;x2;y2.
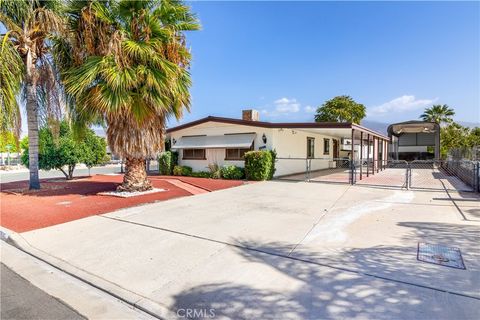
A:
0;227;177;320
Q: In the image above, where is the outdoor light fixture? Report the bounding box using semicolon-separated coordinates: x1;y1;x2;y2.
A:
262;133;267;144
172;138;177;145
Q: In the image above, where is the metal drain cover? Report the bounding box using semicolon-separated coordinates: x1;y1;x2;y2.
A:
417;243;466;269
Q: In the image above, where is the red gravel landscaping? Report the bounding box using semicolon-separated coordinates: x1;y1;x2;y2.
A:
0;174;245;233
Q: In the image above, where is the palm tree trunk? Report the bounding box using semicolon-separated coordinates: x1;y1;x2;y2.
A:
25;53;40;190
118;157;152;192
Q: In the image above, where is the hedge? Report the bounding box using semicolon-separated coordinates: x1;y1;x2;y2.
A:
221;165;245;180
159;151;178;175
173;165;192;176
190;171;211;178
244;150;276;181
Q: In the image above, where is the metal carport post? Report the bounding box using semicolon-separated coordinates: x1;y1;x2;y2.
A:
350;128;355;185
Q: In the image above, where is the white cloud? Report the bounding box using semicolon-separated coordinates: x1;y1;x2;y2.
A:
304;105;316;113
369;95;438;115
259;97;315;120
274;97;301;113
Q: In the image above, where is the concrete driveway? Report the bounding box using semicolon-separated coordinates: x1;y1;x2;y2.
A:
10;181;480;319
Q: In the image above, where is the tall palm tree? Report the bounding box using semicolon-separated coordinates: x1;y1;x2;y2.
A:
0;0;64;189
420;104;455;126
57;0;199;192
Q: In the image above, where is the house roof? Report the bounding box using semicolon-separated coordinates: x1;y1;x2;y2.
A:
387;120;439;136
166;116;389;140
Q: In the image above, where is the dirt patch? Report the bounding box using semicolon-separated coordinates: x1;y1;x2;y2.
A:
0;174;244;233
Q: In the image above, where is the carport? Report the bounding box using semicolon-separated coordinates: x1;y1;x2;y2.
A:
388;121;440;161
277;123;390;184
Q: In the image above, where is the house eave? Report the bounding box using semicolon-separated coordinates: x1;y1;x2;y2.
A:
167;116;389;140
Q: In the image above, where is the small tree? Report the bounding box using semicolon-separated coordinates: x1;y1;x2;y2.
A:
440;123;470;158
80;130;107;176
21;121;106;179
315;96;366;124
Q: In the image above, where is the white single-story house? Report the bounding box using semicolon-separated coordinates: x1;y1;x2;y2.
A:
167;110;389;177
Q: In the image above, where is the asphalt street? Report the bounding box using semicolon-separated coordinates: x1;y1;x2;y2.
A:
0;263;86;320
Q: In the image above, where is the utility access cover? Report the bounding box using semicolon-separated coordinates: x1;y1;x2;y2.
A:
417;243;466;270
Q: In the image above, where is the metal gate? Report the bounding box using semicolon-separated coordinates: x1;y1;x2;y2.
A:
355;160;409;189
275;157;479;192
275;157;353;184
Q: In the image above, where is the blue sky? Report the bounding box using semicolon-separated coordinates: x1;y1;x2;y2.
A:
167;0;480;127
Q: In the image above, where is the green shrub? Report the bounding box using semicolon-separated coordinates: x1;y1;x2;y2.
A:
21;121;106;180
244;150;276;181
207;163;221;179
173;165;192;176
268;149;277;179
190;171;211;178
159;151;178;175
221;165;245;180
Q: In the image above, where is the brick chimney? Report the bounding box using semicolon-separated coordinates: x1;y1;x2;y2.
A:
242;109;259;121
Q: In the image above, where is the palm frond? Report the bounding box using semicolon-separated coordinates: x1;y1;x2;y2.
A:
61;0;200;159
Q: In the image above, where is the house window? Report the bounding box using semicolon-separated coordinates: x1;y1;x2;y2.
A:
307;137;315;158
225;148;251;160
183;149;205;160
323;138;330;155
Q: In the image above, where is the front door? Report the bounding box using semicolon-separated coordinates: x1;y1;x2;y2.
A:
333;139;339;158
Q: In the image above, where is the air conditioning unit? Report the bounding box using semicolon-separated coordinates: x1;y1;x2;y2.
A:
341;138;352;151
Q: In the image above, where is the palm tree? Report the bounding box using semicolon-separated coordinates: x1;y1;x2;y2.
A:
420;104;455;126
0;36;23;137
57;0;199;192
0;0;64;189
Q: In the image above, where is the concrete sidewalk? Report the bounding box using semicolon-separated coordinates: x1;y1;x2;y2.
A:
7;181;480;319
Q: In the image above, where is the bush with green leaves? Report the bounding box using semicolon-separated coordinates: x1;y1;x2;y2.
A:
268;150;277;179
80;130;107;172
190;171;211;178
207;163;222;179
244;150;276;181
159;151;178;175
221;165;245;180
21;121;107;179
173;165;192;176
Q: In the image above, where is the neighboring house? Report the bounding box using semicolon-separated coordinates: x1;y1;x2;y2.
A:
388;121;440;161
167;110;389;177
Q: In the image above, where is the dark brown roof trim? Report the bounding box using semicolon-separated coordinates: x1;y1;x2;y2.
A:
167;116;389;140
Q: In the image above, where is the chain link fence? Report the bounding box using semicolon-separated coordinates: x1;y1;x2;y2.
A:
276;157;353;184
275;157;479;192
410;160;477;192
356;160;409;189
448;146;480;161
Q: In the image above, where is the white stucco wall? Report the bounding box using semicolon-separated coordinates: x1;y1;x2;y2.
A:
169;121;342;177
169;121;273;172
272;129;338;176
